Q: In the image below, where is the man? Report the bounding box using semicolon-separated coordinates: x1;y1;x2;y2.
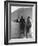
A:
19;16;25;38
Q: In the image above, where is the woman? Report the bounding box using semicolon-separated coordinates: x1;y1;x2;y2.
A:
26;16;31;38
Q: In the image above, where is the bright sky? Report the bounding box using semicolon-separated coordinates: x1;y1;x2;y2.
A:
11;6;32;13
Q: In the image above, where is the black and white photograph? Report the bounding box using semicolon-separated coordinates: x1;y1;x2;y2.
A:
4;1;37;45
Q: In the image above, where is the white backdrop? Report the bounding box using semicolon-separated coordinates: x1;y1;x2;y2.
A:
0;0;38;46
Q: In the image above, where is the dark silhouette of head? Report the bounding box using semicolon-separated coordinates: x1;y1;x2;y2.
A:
21;16;23;19
27;16;30;19
27;16;30;20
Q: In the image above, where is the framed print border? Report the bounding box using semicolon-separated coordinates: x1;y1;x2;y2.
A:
4;1;37;45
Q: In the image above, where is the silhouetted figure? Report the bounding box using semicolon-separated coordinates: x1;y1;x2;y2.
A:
26;16;31;38
14;19;18;22
16;16;20;23
20;16;25;37
14;16;20;23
